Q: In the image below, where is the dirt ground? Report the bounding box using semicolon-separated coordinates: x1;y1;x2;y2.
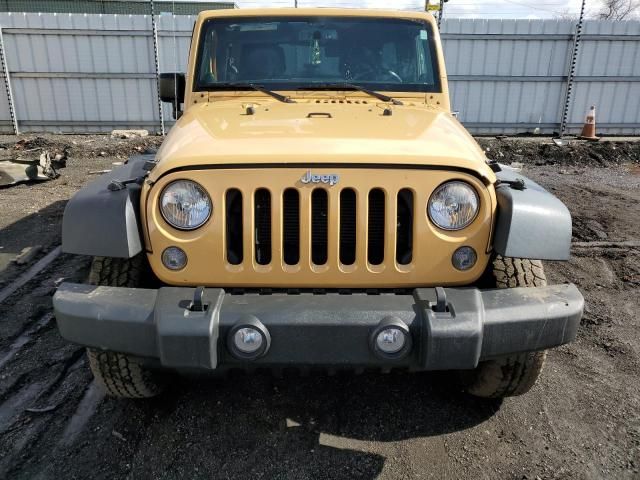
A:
0;134;639;480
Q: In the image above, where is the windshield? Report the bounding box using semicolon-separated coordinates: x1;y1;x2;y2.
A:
194;16;441;93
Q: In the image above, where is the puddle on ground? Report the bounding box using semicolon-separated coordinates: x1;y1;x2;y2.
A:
59;381;105;446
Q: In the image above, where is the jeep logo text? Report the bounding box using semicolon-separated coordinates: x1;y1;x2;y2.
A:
300;170;339;186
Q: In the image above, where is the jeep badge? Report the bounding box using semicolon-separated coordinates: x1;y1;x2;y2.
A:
300;170;339;186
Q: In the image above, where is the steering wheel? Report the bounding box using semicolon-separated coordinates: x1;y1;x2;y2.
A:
387;70;403;83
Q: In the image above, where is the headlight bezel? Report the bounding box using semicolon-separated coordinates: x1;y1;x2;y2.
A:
159;179;212;231
427;180;480;231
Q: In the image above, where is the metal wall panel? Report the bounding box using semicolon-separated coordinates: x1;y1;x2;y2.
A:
442;19;574;134
566;20;640;134
157;14;196;124
0;25;15;133
0;14;638;135
0;1;235;15
0;12;160;133
0;81;10;133
0;65;13;133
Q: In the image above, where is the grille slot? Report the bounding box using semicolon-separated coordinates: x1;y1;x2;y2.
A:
282;188;300;265
225;189;243;265
367;188;385;265
223;183;418;274
396;189;414;265
311;189;328;265
254;189;271;265
339;188;357;265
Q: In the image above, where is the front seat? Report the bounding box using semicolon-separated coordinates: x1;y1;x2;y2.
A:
238;44;286;81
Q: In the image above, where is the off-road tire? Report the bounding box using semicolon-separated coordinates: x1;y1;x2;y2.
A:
460;256;548;398
88;255;146;288
86;255;165;398
87;349;164;398
491;256;547;289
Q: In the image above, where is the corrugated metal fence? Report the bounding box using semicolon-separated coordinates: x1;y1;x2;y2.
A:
0;13;639;135
444;19;640;135
0;13;194;133
0;1;235;15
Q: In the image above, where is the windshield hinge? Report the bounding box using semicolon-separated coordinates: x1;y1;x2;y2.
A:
498;178;527;191
486;159;502;172
107;175;146;192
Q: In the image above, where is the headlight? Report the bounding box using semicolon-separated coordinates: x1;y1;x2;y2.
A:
160;180;212;230
428;181;479;231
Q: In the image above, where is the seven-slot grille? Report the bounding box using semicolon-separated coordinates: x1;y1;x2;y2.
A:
225;186;414;269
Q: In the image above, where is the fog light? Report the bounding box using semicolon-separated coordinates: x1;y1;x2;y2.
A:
234;328;263;354
376;328;406;354
227;316;271;360
370;317;411;359
452;246;477;271
162;246;187;270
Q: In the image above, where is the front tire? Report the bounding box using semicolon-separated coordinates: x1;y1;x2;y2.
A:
87;349;164;398
86;255;165;398
460;256;548;398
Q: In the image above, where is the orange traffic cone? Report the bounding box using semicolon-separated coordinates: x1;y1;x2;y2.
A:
579;105;600;141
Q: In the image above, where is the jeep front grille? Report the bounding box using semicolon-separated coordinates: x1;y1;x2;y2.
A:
226;186;415;271
147;168;492;288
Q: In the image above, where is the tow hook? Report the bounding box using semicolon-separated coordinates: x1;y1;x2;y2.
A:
433;287;448;313
189;286;207;312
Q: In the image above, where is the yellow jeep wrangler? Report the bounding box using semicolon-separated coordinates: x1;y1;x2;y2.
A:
53;8;583;399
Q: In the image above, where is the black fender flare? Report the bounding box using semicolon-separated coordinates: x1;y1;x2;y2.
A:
62;155;153;258
493;167;572;260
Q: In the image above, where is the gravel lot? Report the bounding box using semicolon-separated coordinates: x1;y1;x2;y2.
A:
0;135;639;480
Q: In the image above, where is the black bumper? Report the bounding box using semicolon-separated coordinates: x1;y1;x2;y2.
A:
53;283;583;371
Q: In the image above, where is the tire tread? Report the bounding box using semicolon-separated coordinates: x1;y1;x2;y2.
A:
85;255;164;399
461;255;548;398
87;349;162;398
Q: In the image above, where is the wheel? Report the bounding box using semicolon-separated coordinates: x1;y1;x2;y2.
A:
460;256;548;398
86;255;165;398
87;255;147;288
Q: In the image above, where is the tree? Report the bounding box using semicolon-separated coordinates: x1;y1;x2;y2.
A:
595;0;640;20
556;8;579;20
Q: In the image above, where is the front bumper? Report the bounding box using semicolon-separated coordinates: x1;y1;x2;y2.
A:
53;283;583;371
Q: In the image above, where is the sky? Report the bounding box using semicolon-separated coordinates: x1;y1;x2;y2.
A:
233;0;614;20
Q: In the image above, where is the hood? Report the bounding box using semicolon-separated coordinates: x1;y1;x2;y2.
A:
150;99;495;182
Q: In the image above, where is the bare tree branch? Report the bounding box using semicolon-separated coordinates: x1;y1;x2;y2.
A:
595;0;640;20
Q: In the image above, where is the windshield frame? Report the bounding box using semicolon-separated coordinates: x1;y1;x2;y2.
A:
192;15;442;95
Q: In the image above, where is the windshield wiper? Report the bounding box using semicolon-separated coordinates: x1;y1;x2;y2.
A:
203;82;295;103
298;83;403;105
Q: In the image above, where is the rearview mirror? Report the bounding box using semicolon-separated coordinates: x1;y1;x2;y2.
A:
159;73;186;119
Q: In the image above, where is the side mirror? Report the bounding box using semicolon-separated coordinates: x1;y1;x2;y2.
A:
159;73;186;119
